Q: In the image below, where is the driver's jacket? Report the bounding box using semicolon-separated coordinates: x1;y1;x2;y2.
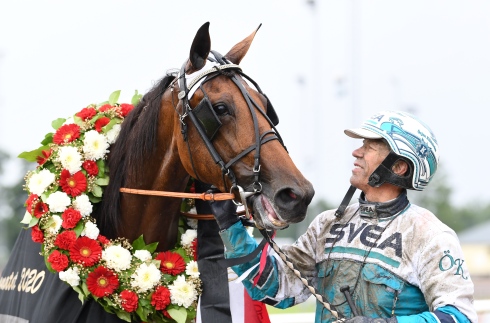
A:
219;202;477;323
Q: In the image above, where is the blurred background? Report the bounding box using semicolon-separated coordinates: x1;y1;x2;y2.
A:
1;0;489;321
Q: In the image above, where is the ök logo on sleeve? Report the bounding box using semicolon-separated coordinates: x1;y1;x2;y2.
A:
438;250;468;280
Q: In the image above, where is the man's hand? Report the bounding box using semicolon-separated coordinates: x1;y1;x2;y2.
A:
207;189;240;230
345;317;397;323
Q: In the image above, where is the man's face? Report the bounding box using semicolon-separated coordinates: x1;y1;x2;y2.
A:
350;139;390;191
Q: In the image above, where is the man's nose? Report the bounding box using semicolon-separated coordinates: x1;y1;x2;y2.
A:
352;146;363;158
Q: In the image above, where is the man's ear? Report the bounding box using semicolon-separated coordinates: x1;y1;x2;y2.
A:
392;159;409;176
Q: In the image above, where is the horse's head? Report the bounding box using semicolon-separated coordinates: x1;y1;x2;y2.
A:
173;22;315;230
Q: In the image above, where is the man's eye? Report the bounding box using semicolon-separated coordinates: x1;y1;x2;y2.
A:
213;104;229;116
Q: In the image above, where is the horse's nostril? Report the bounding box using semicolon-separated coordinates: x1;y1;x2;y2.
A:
277;188;299;206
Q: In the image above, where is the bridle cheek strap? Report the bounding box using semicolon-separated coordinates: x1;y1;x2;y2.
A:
177;53;286;193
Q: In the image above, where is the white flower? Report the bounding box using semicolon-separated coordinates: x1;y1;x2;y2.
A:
134;250;152;262
46;191;71;213
102;245;132;272
169;275;198;308
27;169;55;195
185;260;200;278
181;229;197;247
59;267;80;286
63;118;75;125
106;124;121;144
57;146;83;174
130;263;161;292
81;221;100;239
45;215;62;234
72;194;93;217
83;130;109;160
186;217;198;229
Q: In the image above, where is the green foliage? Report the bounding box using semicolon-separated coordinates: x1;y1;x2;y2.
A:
0;152;29;267
409;167;490;232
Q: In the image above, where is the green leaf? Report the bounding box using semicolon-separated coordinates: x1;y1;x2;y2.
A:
132;235;146;250
73;286;86;304
51;118;66;130
44;254;55;273
41;133;54;146
131;90;143;106
74;221;84;236
88;194;102;204
92;184;103;197
20;211;33;224
18;146;50;162
95;177;109;186
136;300;150;321
167;307;187;323
109;90;121;105
144;241;159;254
81;282;90;296
115;311;132;322
102;118;121;133
96;159;106;177
73;115;84;126
28;216;39;228
131;235;159;253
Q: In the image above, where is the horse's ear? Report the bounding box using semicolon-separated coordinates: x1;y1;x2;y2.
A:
225;24;262;65
189;22;211;71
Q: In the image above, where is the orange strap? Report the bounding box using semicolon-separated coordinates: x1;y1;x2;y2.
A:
119;187;235;201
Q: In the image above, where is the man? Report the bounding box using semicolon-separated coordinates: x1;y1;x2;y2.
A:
209;111;477;323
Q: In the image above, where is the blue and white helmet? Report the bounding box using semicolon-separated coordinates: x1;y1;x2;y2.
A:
344;110;440;191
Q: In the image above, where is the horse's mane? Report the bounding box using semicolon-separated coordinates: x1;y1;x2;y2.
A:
92;74;176;238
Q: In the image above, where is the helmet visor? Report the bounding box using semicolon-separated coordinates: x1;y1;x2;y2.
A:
344;128;383;139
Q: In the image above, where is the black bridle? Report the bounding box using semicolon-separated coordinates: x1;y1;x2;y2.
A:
175;50;286;204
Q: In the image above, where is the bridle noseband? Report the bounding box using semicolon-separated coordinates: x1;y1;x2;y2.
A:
175;50;286;213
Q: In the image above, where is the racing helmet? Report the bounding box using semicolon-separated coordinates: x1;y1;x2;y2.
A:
344;110;440;191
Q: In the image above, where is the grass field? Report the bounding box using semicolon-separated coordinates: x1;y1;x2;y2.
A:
266;296;316;314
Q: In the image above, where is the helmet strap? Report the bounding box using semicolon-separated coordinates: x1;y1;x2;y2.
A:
335;185;357;218
368;151;413;189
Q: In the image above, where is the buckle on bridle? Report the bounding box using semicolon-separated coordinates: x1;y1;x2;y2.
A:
231;185;257;219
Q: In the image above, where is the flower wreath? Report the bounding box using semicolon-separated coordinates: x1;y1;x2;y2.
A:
19;90;202;323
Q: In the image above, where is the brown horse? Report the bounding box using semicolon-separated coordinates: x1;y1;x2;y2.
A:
0;21;314;323
93;21;315;251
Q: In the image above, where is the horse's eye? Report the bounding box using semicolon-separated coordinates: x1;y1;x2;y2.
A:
213;104;229;116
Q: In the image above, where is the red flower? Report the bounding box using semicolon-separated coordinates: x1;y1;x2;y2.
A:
48;250;69;272
61;208;82;229
95;117;110;132
155;251;186;275
150;285;171;311
192;239;198;261
189;181;196;193
119;103;134;117
54;230;77;250
59;169;87;197
98;104;112;112
25;194;39;214
97;234;110;245
53;124;81;145
120;290;139;312
86;266;119;298
36;149;52;166
76;107;97;121
31;225;44;243
82;160;99;176
69;236;102;267
33;200;49;218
